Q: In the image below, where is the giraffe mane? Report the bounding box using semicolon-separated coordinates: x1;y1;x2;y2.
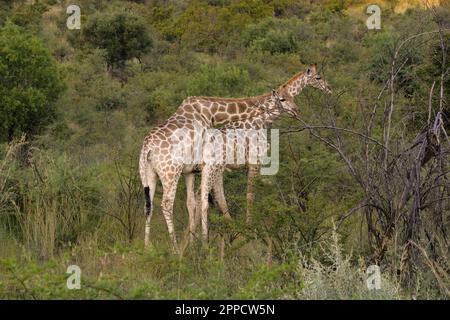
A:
192;93;271;103
278;71;306;90
192;71;308;101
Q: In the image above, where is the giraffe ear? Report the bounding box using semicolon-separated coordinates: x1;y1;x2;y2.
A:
272;89;277;97
307;64;317;75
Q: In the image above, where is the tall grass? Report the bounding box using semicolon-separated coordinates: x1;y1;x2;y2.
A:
0;231;406;299
0;140;102;259
0;140;445;299
293;227;402;299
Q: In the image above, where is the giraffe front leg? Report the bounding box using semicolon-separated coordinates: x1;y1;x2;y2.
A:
199;166;214;243
213;167;231;219
211;167;232;261
246;165;258;224
185;173;197;243
192;189;202;241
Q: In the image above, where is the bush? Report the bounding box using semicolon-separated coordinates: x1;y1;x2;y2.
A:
9;0;48;29
242;17;307;54
0;22;65;142
83;10;152;69
160;0;273;53
293;229;402;299
4;147;103;259
188;64;251;97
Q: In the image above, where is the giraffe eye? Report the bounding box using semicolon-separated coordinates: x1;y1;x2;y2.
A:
280;98;286;102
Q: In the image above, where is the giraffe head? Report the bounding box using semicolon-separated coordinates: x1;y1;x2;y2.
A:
303;64;332;95
270;89;299;117
279;64;332;97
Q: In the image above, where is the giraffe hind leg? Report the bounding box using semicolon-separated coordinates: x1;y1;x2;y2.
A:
208;193;215;206
161;171;181;253
144;186;151;216
144;167;157;247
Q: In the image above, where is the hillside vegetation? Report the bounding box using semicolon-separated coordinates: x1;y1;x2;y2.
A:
0;0;449;299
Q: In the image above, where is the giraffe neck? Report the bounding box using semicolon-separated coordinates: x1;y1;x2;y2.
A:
279;71;308;97
195;94;274;127
221;78;316;129
222;107;279;130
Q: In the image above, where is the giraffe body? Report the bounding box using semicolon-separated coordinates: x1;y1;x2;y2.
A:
139;64;332;251
139;93;297;251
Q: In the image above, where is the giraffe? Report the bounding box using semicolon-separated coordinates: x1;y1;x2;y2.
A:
139;88;298;252
192;64;332;241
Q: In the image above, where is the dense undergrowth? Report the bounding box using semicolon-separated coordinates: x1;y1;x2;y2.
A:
0;0;449;299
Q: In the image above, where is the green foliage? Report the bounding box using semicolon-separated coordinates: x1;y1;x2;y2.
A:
0;235;405;299
95;84;127;112
154;0;273;52
325;0;346;13
294;228;402;299
361;10;437;100
0;0;448;299
188;64;251;96
0;1;14;26
270;0;314;18
9;0;48;29
0;22;64;142
242;17;306;54
237;262;300;299
83;10;152;69
4;149;103;258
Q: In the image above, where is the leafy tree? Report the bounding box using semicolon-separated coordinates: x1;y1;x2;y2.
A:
83;11;152;70
0;22;64;142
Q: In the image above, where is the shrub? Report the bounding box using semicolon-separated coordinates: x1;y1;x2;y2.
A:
83;11;152;69
0;22;65;142
188;64;252;97
9;0;48;29
293;228;402;299
242;17;313;55
5;149;103;258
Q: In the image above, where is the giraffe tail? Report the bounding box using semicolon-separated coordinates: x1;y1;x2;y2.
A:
139;145;151;216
